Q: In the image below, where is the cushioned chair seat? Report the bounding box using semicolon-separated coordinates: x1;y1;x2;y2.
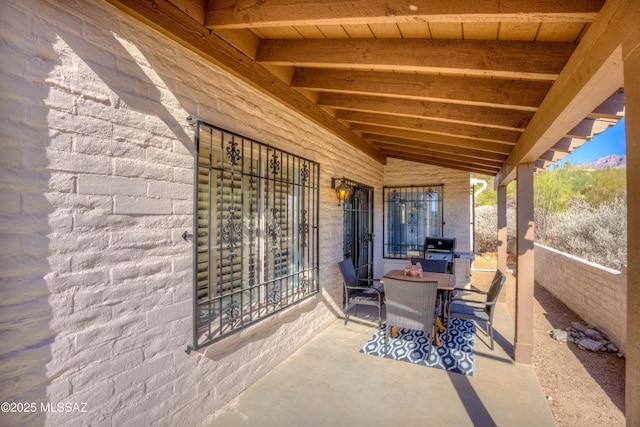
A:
351;283;385;302
449;302;489;321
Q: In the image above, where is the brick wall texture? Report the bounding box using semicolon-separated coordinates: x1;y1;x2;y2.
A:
535;244;627;352
0;0;470;425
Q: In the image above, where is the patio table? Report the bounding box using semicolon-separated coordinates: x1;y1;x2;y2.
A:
382;270;455;290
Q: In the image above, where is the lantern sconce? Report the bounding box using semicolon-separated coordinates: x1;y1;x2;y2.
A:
332;177;351;206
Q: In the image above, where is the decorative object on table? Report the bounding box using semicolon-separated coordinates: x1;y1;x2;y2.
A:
403;261;424;278
446;270;506;350
338;258;385;328
359;319;476;376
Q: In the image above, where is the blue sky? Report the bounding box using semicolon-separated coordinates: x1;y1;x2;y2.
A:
553;118;626;167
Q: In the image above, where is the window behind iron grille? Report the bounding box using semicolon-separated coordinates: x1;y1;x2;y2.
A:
190;120;319;350
383;185;444;258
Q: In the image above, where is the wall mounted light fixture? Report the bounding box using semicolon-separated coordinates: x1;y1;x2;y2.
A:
332;177;351;206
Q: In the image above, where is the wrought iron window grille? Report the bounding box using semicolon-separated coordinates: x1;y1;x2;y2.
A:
187;118;320;352
383;185;444;259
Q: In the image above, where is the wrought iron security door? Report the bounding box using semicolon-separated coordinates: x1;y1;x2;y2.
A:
342;180;374;282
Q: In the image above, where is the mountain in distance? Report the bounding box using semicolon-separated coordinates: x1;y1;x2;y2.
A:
576;154;626;170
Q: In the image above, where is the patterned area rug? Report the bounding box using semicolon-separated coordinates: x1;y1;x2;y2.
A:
359;318;475;376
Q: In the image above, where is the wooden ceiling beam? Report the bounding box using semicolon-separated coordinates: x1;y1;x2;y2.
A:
384;151;501;175
336;110;520;144
497;0;638;185
366;134;508;162
171;0;206;24
373;142;504;168
317;93;534;131
206;0;604;29
103;0;385;164
586;88;625;119
212;28;260;58
292;68;550;110
352;124;513;154
538;150;566;163
535;159;552;170
548;137;573;153
257;39;575;80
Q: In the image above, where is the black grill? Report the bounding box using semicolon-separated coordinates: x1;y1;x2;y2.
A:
424;237;456;272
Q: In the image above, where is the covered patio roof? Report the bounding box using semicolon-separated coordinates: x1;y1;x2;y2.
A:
104;0;639;424
106;0;631;183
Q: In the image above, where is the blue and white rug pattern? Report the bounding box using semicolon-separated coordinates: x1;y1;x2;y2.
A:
359;318;475;376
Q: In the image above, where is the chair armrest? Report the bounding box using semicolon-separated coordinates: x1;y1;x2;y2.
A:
449;288;487;301
356;278;384;288
449;298;490;307
453;288;487;296
346;279;381;288
345;284;383;296
357;278;375;286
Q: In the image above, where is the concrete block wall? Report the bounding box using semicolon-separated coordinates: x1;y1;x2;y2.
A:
0;0;478;425
382;158;471;285
534;244;627;352
0;0;388;425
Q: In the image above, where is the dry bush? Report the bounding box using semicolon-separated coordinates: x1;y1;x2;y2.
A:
542;198;627;270
474;205;515;253
474;199;626;270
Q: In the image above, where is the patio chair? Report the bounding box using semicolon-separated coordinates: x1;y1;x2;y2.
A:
411;257;449;273
411;257;448;326
445;270;506;350
383;277;439;360
338;259;385;328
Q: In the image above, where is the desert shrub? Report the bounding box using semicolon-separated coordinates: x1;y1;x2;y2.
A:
473;174;517;207
582;167;626;207
475;165;627;270
475;199;626;270
474;205;497;252
539;198;627;270
474;205;516;253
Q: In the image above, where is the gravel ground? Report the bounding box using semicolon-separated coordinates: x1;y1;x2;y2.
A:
471;253;625;427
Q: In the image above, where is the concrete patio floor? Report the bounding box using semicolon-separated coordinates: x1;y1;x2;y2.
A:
200;304;556;427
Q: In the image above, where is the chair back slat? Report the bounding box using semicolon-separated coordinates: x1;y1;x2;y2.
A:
485;270;507;308
338;259;359;288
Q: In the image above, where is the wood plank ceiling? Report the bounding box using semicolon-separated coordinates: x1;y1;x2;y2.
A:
108;0;625;175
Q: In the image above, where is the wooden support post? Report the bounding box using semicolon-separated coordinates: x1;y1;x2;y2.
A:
497;185;508;302
624;38;640;427
515;163;535;364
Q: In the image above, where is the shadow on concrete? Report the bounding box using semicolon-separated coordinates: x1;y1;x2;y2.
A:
449;374;497;427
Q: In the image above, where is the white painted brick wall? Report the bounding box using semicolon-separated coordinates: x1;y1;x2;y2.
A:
535;244;626;352
0;0;473;425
